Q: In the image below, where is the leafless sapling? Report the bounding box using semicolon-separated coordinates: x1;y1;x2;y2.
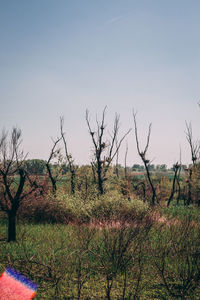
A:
46;135;62;194
115;137;119;178
185;121;200;205
167;162;181;207
120;142;132;200
60;116;77;194
176;147;182;204
185;121;199;165
86;107;131;194
124;142;128;180
133;111;157;206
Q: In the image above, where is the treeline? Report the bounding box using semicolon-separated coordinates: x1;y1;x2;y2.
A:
24;159;185;175
24;159;69;175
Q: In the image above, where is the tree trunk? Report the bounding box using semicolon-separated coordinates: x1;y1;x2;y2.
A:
7;211;17;242
97;162;104;194
144;163;156;206
46;163;57;193
71;170;75;194
106;278;112;300
167;166;179;207
187;169;192;206
176;179;181;205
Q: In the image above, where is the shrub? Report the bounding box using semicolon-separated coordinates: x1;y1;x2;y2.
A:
149;217;200;299
91;190;149;223
18;189;149;225
18;194;68;224
18;191;91;224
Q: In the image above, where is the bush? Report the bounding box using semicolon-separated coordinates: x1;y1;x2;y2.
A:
18;190;149;225
91;190;149;223
149;217;200;299
18;191;91;224
18;192;71;224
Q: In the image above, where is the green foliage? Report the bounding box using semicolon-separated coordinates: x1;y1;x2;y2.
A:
0;222;151;299
91;190;148;222
149;218;200;299
162;203;200;221
1;213;199;299
1;207;200;299
1;151;200;297
24;159;46;175
18;189;149;226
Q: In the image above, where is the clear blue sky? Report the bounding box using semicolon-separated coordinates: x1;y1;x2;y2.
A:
0;0;199;167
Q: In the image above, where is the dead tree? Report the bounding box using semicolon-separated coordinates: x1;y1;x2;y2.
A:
115;137;119;178
176;147;182;204
86;107;131;194
60;117;76;194
0;128;38;242
46;136;62;194
133;111;157;206
124;142;128;180
185;121;200;205
167;162;181;207
185;122;199;165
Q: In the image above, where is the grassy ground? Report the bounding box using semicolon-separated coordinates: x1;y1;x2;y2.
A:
0;207;200;299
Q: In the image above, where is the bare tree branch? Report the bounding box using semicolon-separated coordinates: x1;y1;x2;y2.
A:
185;121;199;165
60;116;76;194
124;142;128;180
46;134;62;194
133;110;157;206
86;107;131;194
86;109;98;150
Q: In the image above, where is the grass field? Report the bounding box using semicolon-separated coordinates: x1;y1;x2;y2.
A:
0;204;200;299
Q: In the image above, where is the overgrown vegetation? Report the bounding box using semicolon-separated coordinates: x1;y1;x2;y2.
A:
0;213;199;299
0;107;200;298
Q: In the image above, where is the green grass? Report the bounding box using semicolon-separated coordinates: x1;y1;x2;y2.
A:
0;212;200;299
162;202;200;220
1;188;200;299
0;221;151;299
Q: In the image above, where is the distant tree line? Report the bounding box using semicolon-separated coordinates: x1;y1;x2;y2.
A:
23;160;185;175
24;159;70;175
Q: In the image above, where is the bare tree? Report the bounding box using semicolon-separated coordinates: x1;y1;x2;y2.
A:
185;121;199;165
46;136;62;194
0;127;38;242
167;162;181;207
124;142;128;180
133;111;157;206
115;137;119;178
60;117;76;194
176;147;182;204
86;107;131;194
185;121;200;205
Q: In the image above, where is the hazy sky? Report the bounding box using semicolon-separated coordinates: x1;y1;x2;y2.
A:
0;0;199;167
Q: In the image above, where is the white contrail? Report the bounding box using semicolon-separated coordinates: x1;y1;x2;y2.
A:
106;11;134;25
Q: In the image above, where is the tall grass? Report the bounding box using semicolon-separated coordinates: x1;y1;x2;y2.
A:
0;213;200;299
